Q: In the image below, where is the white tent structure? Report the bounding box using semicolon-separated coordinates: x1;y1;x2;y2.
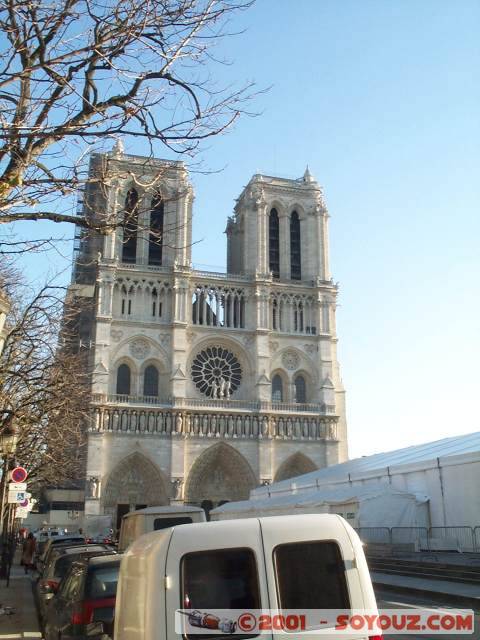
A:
210;484;429;529
211;431;480;532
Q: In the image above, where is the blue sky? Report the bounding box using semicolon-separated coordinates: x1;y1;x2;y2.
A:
6;0;480;458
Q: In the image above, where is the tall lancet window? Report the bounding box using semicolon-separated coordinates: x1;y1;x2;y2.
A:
290;211;301;280
272;374;283;402
269;208;280;278
144;364;159;397
149;193;164;266
116;364;131;395
122;188;139;263
294;375;306;403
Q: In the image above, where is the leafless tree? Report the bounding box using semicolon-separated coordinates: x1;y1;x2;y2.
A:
0;262;89;492
0;0;257;234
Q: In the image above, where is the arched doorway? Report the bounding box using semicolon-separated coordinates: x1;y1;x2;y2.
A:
102;452;169;530
184;443;257;507
274;452;317;482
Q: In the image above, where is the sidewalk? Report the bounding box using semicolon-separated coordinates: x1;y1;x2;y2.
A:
372;571;480;610
0;560;41;640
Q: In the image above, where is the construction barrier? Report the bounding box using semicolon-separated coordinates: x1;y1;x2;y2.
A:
355;525;480;552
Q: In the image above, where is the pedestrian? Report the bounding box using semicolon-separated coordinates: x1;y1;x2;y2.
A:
21;532;36;574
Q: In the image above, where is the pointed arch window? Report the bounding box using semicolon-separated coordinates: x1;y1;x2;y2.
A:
269;208;280;278
122;189;139;264
116;364;131;395
294;375;306;404
149;193;164;266
290;211;301;280
272;374;283;402
144;364;159;397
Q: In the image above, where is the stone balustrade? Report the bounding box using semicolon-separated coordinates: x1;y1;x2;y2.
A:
91;394;336;415
90;406;338;441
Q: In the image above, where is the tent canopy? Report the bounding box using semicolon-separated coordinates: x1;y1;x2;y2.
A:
211;483;429;527
252;431;480;500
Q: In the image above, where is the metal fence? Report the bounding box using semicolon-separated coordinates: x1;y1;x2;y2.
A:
475;527;480;552
429;526;476;552
356;527;391;544
391;527;429;548
355;526;480;552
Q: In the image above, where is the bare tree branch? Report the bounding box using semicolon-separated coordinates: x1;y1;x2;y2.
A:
0;0;260;239
0;260;89;489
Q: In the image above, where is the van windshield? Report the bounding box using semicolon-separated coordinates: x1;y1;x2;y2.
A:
154;517;192;530
273;540;350;610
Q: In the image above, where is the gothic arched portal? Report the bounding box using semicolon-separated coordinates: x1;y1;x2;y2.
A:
184;443;257;506
102;452;169;527
274;452;317;482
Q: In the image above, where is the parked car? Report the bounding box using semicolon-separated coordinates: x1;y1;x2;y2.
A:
44;554;122;640
36;534;86;573
35;544;116;623
115;514;378;640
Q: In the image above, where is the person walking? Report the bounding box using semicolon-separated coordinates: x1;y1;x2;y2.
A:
21;532;36;574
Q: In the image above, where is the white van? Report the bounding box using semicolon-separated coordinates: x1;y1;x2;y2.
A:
117;505;206;552
115;514;378;640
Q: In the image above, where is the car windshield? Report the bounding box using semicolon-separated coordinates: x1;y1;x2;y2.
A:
85;563;121;599
54;551;115;579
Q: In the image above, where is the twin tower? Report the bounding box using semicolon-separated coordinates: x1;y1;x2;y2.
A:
72;147;348;526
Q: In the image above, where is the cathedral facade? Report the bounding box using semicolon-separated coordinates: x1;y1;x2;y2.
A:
72;147;348;527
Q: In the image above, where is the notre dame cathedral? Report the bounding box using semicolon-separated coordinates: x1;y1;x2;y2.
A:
70;143;348;527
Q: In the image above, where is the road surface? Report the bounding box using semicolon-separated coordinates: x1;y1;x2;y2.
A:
376;588;479;640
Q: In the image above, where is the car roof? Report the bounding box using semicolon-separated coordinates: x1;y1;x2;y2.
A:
50;536;85;544
54;549;117;565
62;553;121;577
58;544;113;556
88;554;122;567
122;505;204;518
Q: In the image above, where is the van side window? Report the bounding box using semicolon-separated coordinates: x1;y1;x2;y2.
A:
273;541;350;610
181;547;261;611
153;517;192;530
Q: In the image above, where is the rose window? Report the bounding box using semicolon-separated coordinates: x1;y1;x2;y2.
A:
191;346;242;398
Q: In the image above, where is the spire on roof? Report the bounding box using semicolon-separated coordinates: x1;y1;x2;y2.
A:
112;138;124;157
303;165;315;183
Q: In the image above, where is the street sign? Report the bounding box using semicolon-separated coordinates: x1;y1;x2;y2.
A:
19;497;30;508
8;482;27;491
15;507;28;519
10;467;28;483
8;490;26;504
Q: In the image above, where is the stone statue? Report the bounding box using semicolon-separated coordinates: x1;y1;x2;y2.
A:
88;477;99;499
211;379;218;399
193;414;199;435
175;413;183;434
201;414;209;436
165;412;172;434
261;416;269;437
219;377;226;398
171;478;183;499
225;378;232;398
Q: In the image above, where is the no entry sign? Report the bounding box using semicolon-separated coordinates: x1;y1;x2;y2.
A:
10;466;28;483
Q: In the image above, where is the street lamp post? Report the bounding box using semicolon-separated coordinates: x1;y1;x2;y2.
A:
0;426;19;585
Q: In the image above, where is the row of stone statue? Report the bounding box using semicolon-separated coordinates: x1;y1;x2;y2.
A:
209;377;232;399
93;409;337;440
